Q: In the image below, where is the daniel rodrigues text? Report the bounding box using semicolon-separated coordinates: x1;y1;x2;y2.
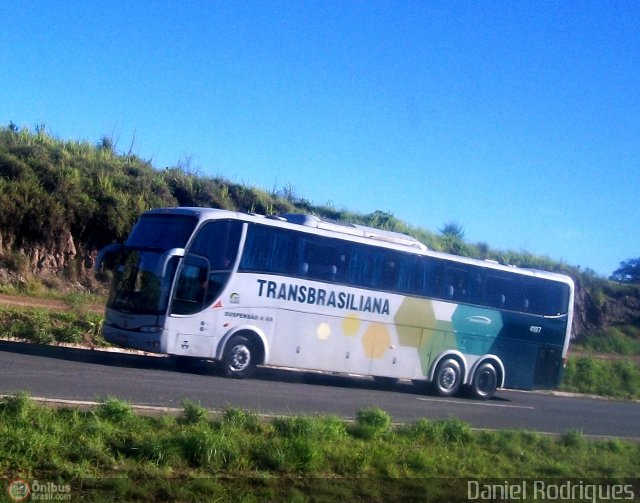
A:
468;480;635;502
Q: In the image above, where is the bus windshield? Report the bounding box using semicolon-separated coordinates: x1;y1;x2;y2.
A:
107;214;198;314
126;214;198;250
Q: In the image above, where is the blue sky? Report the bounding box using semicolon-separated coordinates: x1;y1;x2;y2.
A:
1;1;638;277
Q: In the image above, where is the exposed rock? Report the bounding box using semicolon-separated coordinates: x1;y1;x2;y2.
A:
571;280;640;340
28;231;77;274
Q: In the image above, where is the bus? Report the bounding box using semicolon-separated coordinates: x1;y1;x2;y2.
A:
96;207;574;399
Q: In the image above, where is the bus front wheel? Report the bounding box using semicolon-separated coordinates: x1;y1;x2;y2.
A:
221;335;257;379
432;358;462;397
469;362;498;400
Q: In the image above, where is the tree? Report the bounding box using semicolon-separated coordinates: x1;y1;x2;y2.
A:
610;258;640;284
438;221;470;256
440;222;465;240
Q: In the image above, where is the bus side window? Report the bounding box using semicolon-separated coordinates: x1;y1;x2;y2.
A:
485;273;522;311
189;220;242;304
396;254;421;294
486;275;508;309
299;236;345;282
347;244;371;288
467;268;484;305
547;283;569;315
425;258;444;298
442;267;469;302
379;254;398;290
190;220;242;271
240;225;296;275
172;255;209;315
522;278;549;315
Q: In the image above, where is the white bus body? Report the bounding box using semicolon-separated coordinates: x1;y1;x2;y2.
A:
98;207;574;399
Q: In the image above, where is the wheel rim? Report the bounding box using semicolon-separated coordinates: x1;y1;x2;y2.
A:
477;372;491;392
439;366;458;390
476;369;497;395
229;344;251;372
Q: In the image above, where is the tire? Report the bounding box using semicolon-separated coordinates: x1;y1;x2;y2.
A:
432;358;463;397
469;362;498;400
221;335;257;379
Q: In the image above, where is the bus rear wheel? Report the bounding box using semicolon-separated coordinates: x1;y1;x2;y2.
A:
221;335;256;379
432;358;462;397
469;362;498;400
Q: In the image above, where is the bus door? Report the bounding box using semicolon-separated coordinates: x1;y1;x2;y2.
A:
165;220;243;357
534;345;562;387
165;254;219;358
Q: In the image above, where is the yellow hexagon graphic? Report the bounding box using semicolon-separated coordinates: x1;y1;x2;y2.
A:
342;314;360;336
361;323;390;359
317;323;331;341
394;297;436;347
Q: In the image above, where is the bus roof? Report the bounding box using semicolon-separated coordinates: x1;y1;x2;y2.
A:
272;213;428;251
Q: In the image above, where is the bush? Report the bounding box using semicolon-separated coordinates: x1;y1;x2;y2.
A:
178;428;239;469
180;400;209;425
403;418;472;444
0;392;32;420
221;407;260;432
95;397;136;423
560;429;585;448
350;408;392;440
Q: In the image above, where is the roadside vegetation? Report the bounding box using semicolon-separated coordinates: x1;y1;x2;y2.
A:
563;324;640;400
0;307;105;347
561;356;640;400
0;394;638;502
574;326;640;356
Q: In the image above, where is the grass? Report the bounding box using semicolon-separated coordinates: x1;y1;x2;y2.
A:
0;307;105;346
561;355;640;400
575;326;640;356
0;394;638;502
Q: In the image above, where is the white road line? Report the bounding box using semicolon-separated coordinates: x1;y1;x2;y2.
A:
416;397;534;409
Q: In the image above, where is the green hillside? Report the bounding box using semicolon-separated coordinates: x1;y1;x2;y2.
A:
0;123;638;344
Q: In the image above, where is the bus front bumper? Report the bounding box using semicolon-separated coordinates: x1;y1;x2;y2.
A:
103;325;165;354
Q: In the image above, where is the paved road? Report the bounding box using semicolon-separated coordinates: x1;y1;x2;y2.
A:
0;341;638;439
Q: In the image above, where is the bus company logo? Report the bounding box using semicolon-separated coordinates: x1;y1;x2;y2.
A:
466;315;492;325
229;293;240;304
256;279;390;315
7;479;30;502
